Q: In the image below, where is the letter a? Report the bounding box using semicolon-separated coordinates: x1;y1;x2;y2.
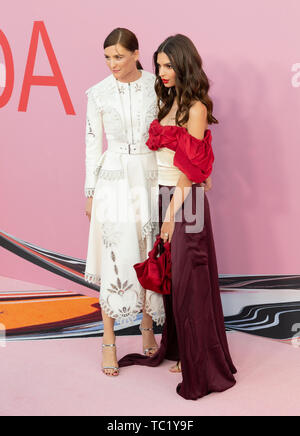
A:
18;21;75;114
0;30;14;108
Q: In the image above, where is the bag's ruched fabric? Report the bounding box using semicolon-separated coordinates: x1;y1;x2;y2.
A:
134;235;172;295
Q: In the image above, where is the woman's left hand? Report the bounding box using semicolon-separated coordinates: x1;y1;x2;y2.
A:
200;176;212;192
161;219;175;243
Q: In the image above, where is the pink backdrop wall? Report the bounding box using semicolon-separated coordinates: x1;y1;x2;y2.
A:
1;0;300;293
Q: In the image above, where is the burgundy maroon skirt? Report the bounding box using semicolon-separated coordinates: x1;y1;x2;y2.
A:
118;184;237;400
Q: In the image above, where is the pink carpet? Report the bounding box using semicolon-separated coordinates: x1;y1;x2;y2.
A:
0;331;299;416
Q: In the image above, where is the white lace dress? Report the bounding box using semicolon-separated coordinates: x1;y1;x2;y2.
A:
84;70;165;326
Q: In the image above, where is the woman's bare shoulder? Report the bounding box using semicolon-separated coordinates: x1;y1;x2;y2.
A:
189;100;208;119
186;101;208;139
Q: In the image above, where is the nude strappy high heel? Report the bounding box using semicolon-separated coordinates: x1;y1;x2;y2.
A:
101;343;119;376
139;325;159;356
169;360;182;373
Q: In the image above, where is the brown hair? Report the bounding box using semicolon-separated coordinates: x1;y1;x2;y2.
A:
104;28;143;70
154;34;218;125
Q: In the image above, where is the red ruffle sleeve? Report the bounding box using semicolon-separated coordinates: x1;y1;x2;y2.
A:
146;120;214;184
173;128;214;184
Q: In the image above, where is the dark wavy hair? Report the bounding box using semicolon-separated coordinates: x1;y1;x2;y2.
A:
153;34;218;126
104;28;143;70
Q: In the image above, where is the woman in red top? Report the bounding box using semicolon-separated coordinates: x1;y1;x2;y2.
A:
118;34;237;400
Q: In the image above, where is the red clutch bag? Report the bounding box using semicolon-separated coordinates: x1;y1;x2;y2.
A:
134;234;171;295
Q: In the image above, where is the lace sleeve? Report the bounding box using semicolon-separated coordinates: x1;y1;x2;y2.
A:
84;90;104;198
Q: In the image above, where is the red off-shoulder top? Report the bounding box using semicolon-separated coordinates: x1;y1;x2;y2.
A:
146;119;214;184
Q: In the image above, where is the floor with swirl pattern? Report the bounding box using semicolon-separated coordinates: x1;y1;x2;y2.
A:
0;275;300;415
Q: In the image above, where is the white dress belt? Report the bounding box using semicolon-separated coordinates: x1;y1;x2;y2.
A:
107;142;152;155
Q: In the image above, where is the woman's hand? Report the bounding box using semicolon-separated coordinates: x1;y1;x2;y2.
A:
200;176;212;192
85;197;93;222
160;219;175;243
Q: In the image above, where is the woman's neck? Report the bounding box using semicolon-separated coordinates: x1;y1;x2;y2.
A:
116;68;142;84
160;101;178;126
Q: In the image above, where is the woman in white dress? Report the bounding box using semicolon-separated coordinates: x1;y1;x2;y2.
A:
84;28;165;376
